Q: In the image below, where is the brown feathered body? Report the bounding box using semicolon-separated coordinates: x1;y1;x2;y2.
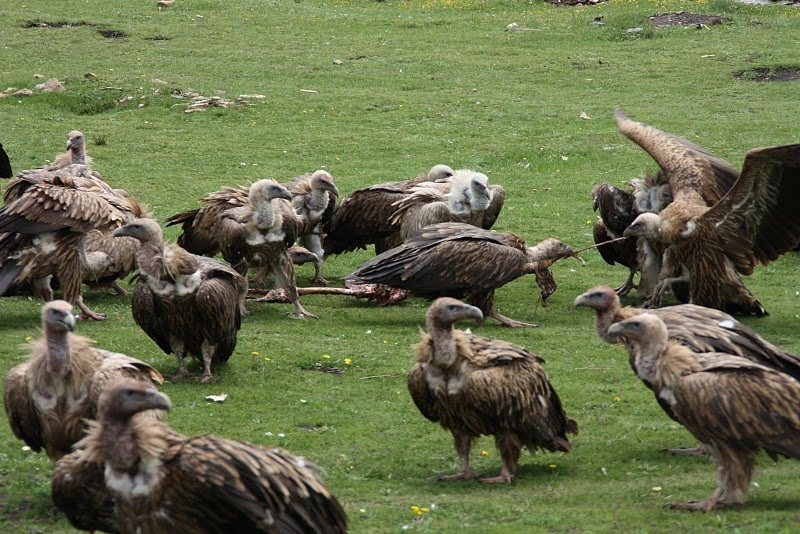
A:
0;175;146;319
347;222;577;327
608;314;800;510
322;164;455;255
3;301;163;462
115;219;246;382
617;109;800;315
408;298;577;483
591;182;641;296
53;379;348;533
0;142;11;179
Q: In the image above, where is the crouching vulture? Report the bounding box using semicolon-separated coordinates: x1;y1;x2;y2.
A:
575;285;800;454
347;222;580;327
608;313;800;511
114;218;247;383
3;300;163;462
53;379;348;533
408;298;578;483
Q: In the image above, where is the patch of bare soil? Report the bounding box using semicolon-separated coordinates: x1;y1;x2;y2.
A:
98;29;127;39
649;12;726;29
21;20;90;28
734;67;800;82
545;0;607;5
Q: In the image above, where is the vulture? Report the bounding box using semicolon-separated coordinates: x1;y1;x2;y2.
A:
0;174;146;320
114;218;247;382
608;313;800;511
322;164;455;255
347;222;580;327
53;378;348;533
283;169;339;285
616;109;800;315
0;142;12;178
3;300;163;461
165;179;316;316
390;170;505;242
408;298;578;483
575;285;800;454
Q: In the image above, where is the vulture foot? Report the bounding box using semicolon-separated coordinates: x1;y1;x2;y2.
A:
169;368;196;381
614;272;637;298
311;275;331;287
488;310;538;328
287;308;319;320
76;297;107;321
661;443;708;456
477;474;512;484
110;280;133;297
199;373;219;384
437;471;477;482
666;488;726;512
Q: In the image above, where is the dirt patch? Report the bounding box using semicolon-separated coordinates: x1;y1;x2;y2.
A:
649;12;726;29
734;67;800;82
303;363;344;376
21;20;90;28
545;0;608;5
144;35;172;41
98;29;127;39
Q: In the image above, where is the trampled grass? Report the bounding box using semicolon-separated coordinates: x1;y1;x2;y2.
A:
1;0;799;531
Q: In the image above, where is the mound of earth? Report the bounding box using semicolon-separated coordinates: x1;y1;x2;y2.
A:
649;12;726;29
734;67;800;82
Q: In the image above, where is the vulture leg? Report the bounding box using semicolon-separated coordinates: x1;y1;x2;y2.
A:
169;340;195;380
615;268;638;297
647;271;690;309
76;295;107;321
667;487;725;512
479;433;519;484
32;276;54;302
110;280;133;297
274;253;318;319
488;309;539;328
302;232;330;286
661;442;708;456
438;429;477;482
199;340;218;384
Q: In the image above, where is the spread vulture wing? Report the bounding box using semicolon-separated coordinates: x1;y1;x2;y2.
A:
615;109;739;202
700;144;800;266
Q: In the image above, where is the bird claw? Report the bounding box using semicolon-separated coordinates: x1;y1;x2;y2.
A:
665;499;730;512
311;276;331;287
477;474;512;484
437;472;477;482
78;310;107;321
199;374;219;384
287;311;319;319
661;444;708;456
169;369;196;381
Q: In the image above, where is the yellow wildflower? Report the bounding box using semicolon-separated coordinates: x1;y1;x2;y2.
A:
344;358;352;365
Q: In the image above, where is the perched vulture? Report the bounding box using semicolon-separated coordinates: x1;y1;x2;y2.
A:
390;170;505;242
322;164;455;255
408;298;578;483
165;179;315;316
575;285;800;454
591;182;640;296
0;175;145;320
114;219;247;382
608;313;800;511
283;169;339;285
616;109;800;315
3;300;163;461
0;142;12;178
53;379;348;533
347;222;580;327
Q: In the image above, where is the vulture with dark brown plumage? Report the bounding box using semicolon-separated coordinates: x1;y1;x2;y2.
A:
347;222;579;327
53;379;348;533
390;170;505;242
3;300;163;462
575;285;800;454
114;219;246;382
408;298;578;483
322;164;455;255
0;175;147;320
608;313;800;511
616;109;800;315
0;142;12;178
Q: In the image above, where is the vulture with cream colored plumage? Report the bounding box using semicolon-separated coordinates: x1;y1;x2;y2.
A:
616;109;800;315
347;222;580;327
322;164;455;255
409;298;578;483
53;378;348;533
608;313;800;511
3;300;163;462
575;285;800;454
114;218;247;382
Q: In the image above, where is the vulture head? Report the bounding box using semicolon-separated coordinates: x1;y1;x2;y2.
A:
466;173;491;209
573;285;618;312
249;179;292;205
426;297;484;331
42;300;77;335
526;238;583;265
114;218;164;245
427;164;456;182
607;313;668;380
623;212;662;241
65;130;87;164
310;170;340;197
98;378;171;423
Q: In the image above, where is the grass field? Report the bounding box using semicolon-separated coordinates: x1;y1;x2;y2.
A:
1;0;799;531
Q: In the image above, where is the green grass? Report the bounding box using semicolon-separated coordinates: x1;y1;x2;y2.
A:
1;0;800;531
